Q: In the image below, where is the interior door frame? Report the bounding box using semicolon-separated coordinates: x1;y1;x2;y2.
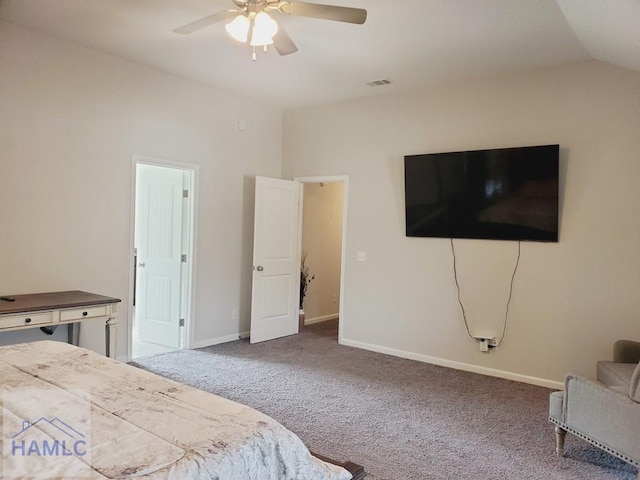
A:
127;155;199;361
294;175;349;344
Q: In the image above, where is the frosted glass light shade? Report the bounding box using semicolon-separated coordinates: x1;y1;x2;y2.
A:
225;15;250;43
250;11;278;46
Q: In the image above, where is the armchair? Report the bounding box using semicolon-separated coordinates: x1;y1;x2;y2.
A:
549;340;640;479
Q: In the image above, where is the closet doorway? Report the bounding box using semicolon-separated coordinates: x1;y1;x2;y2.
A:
296;176;347;342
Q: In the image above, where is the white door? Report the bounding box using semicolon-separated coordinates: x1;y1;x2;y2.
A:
250;176;301;343
135;164;184;348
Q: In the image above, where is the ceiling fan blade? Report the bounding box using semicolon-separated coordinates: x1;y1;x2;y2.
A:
273;23;298;56
280;1;367;24
173;10;238;35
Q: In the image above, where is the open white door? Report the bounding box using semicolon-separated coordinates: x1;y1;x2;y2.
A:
135;164;184;348
250;176;301;344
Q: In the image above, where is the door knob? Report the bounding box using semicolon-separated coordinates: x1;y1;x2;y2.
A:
138;262;146;268
255;265;264;272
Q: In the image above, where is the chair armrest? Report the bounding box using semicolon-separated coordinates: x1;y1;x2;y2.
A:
563;373;640;464
613;340;640;363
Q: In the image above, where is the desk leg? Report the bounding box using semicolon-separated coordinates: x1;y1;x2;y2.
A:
105;317;117;358
68;323;80;347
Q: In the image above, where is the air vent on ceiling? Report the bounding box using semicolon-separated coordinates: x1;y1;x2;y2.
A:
366;79;392;87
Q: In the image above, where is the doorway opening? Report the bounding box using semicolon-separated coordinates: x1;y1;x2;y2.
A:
129;158;196;360
296;176;348;343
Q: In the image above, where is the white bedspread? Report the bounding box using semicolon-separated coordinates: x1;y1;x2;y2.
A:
0;341;351;480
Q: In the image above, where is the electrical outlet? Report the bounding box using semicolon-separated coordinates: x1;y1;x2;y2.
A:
332;293;337;304
475;336;496;353
232;309;239;321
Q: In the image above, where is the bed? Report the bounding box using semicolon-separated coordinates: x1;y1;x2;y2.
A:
0;340;357;479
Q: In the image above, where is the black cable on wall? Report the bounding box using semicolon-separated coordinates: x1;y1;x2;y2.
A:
450;238;521;348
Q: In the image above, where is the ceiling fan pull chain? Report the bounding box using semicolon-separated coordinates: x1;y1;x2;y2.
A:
252;46;257;61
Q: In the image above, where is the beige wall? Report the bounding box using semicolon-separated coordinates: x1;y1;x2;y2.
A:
2;20;639;387
301;182;343;322
283;61;640;387
0;22;282;358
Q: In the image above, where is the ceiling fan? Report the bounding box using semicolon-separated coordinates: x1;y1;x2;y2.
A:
173;0;367;60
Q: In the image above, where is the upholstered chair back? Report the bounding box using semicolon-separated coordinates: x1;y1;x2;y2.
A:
631;362;640;403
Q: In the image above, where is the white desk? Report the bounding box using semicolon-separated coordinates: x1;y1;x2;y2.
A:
0;290;121;358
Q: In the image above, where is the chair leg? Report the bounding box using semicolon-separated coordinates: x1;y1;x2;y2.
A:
554;426;566;457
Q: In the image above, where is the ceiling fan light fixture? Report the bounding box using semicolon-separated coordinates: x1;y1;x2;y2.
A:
174;1;367;61
250;11;278;47
225;14;250;43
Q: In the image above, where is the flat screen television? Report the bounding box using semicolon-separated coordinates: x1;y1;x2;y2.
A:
404;144;559;242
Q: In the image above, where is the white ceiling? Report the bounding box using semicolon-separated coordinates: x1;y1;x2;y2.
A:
1;0;638;109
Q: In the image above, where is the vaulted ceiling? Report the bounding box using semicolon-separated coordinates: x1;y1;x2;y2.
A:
1;0;638;109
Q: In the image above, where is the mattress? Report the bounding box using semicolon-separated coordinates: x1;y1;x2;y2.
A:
0;340;351;480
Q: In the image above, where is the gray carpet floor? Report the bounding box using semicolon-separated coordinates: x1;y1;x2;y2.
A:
131;320;637;480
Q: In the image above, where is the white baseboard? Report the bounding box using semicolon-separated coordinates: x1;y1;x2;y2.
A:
339;337;563;390
191;316;337;348
191;333;245;349
304;313;339;325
